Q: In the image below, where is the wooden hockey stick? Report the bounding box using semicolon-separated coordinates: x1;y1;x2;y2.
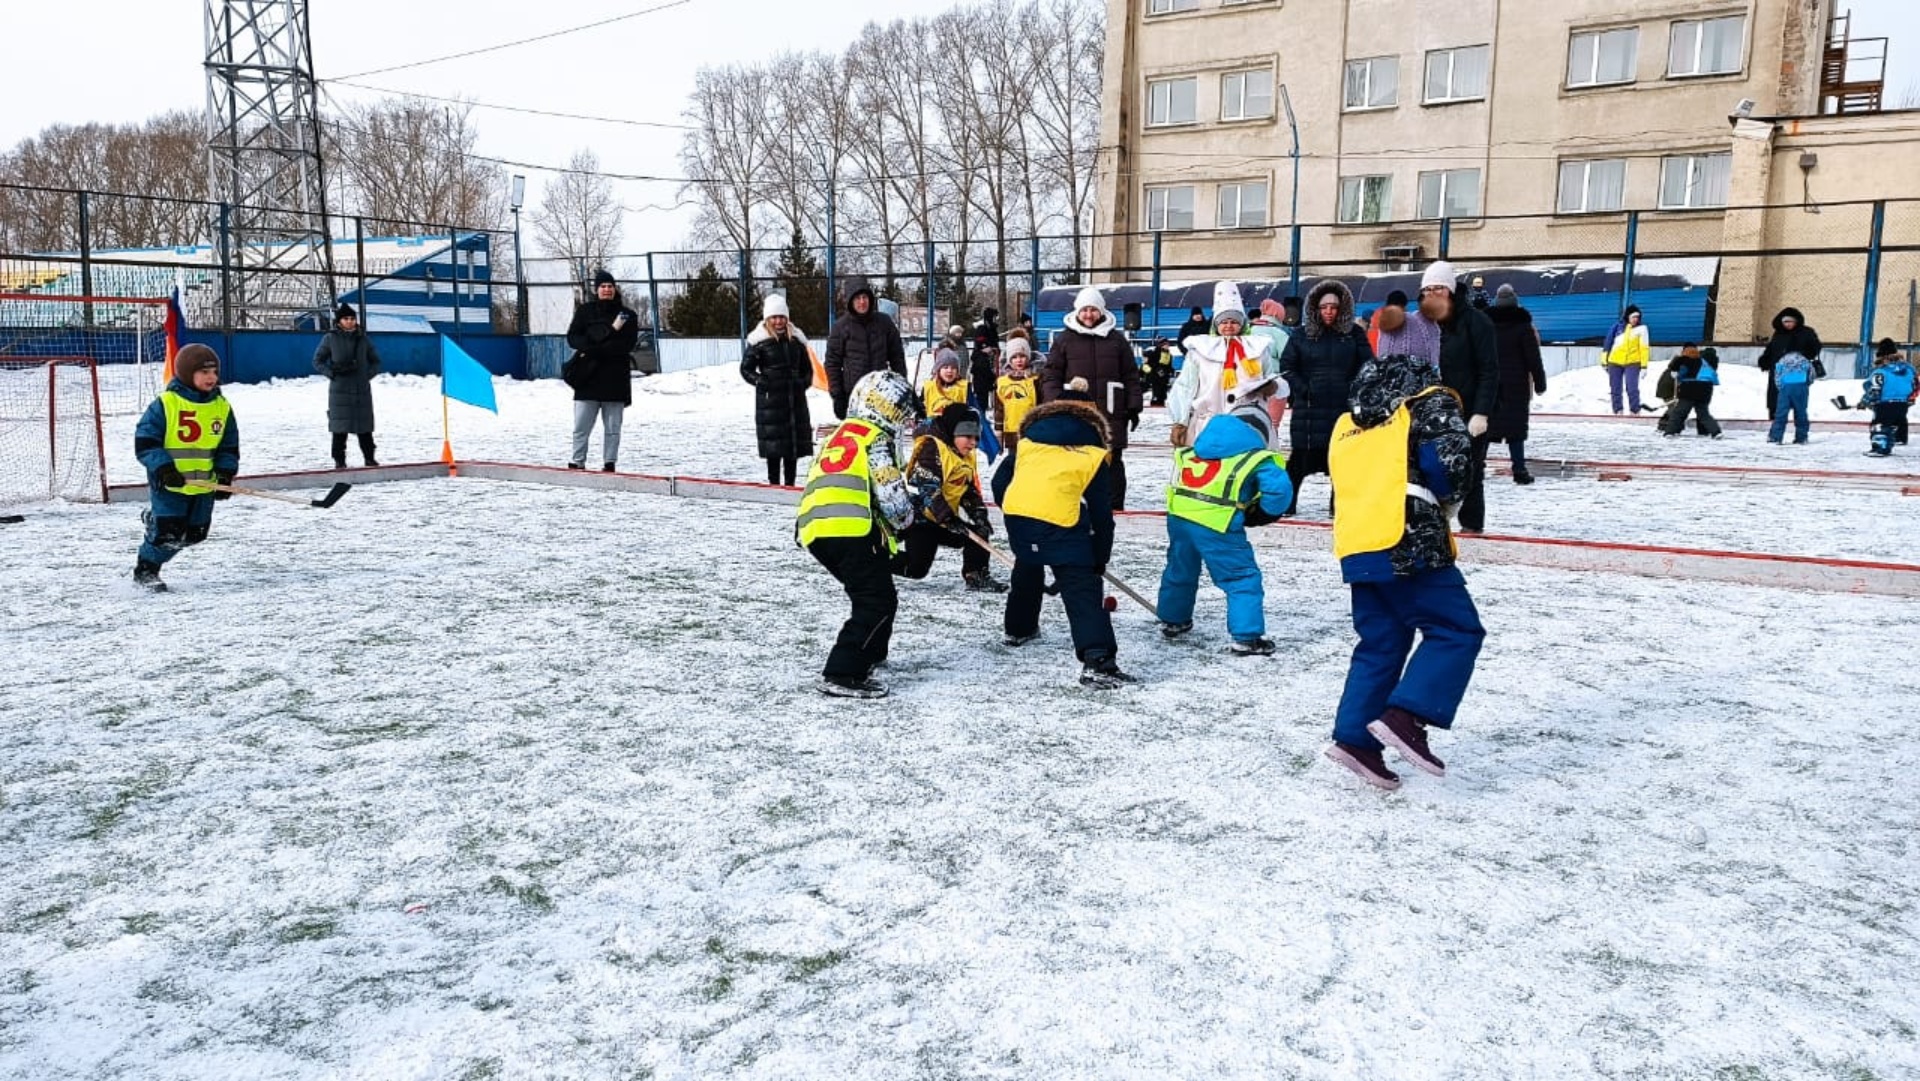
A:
964;530;1159;618
213;482;352;509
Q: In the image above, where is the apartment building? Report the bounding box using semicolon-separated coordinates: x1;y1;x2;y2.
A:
1093;0;1920;342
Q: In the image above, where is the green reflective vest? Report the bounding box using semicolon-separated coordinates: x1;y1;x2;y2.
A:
1167;446;1274;533
160;391;232;496
796;418;895;552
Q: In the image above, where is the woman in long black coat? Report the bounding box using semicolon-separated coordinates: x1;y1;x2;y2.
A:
1277;279;1373;516
1483;286;1548;484
740;295;815;486
313;303;382;467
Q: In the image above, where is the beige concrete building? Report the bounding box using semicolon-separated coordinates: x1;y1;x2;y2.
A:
1094;0;1920;343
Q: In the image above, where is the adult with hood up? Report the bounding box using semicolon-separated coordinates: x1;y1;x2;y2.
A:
824;277;907;420
1601;304;1651;414
313;302;382;468
1418;261;1499;532
1483;284;1548;484
740;293;815;486
564;270;639;471
1756;307;1822;419
1324;351;1484;791
970;307;1002;407
1044;286;1143;509
1277;278;1374;516
1170;281;1284;451
1176;306;1211;345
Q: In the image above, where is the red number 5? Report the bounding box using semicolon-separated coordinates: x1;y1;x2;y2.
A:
175;410;203;442
1180;458;1221;488
818;421;872;475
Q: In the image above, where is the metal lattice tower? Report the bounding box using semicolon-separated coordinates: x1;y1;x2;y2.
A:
204;0;336;328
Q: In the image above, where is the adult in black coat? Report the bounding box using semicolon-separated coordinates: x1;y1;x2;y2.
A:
1756;307;1822;418
1176;307;1210;344
564;270;639;470
313;303;382;467
1418;262;1500;531
824;278;907;420
1277;278;1373;515
740;295;815;486
1483;286;1548;484
1042;286;1143;509
969;308;1001;412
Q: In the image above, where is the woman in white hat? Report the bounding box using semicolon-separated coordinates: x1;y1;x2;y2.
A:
1168;280;1287;448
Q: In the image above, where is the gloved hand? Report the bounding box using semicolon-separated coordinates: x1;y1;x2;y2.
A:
332;361;355;376
968;509;993;539
1128;412;1141;433
1467;414;1489;438
941;516;971;539
158;464;186;488
832;396;848;420
1169;423;1188;447
1243;505;1279;527
212;471;235;500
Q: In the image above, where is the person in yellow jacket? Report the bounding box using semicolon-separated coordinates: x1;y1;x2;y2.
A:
1602;304;1651;414
796;370;921;699
1323;352;1485;791
897;403;1004;592
993;339;1039;452
132;344;239;592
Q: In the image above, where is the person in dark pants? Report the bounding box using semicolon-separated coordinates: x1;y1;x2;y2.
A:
564;270;639;471
132;345;240;592
1277;279;1374;516
992;392;1135;689
824;278;908;420
1420;261;1499;532
1857;338;1916;455
897;403;1002;591
1757;307;1822;420
1042;286;1142;510
740;294;815;486
313;303;381;468
1658;344;1724;438
796;371;921;699
1483;284;1548;482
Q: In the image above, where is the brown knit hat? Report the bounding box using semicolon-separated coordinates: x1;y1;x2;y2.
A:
174;344;220;378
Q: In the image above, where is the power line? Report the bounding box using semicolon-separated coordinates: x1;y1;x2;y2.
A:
328;0;698;81
328;79;695;132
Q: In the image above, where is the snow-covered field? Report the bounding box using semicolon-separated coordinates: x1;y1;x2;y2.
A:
4;361;1918;1080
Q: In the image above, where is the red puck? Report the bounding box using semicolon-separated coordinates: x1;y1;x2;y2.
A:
1103;595;1118;612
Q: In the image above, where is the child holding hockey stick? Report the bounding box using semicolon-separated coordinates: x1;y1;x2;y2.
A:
132;344;239;592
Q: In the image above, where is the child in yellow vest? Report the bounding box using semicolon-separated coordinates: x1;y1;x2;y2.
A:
132;344;240;592
923;351;969;419
993;340;1039;453
1323;352;1485;790
897;403;1003;592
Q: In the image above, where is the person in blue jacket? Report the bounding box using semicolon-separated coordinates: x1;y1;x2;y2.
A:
1155;374;1293;654
1858;338;1917;455
132;344;240;592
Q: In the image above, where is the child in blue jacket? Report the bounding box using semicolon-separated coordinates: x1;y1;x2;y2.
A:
1156;375;1293;654
1858;338;1916;456
133;344;240;591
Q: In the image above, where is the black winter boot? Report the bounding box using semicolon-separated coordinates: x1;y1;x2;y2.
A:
133;559;168;593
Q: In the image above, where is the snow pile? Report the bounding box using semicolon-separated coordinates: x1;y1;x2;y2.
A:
1535;363;1855;421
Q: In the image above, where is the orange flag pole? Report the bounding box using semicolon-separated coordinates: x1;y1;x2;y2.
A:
440;391;457;475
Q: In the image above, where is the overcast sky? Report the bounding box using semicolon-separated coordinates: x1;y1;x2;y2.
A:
4;0;1916;256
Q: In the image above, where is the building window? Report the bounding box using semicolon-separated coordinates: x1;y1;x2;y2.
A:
1146;185;1196;231
1147;77;1198;126
1424;45;1490;103
1557;159;1627;213
1343;56;1399;110
1658;153;1731;209
1669;16;1744;77
1220;69;1274;121
1146;0;1199;14
1217;182;1270;229
1567;27;1638;87
1338;176;1392;224
1416;168;1481;218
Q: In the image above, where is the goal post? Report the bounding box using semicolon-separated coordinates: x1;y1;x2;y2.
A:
0;294;173;505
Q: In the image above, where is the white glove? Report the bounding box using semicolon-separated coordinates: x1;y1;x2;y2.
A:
1467;414;1489;438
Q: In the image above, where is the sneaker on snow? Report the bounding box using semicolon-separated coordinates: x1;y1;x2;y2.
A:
1324;742;1402;791
133;560;168;593
1367;706;1446;777
1003;630;1039;647
1159;620;1193;639
1079;658;1138;689
816;675;888;699
964;572;1008;593
1229;637;1276;656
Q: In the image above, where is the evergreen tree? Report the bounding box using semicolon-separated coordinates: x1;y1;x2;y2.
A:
913;255;975;328
771;227;830;335
667;261;741;337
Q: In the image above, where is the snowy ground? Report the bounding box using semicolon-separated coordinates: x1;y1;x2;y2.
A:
4;361;1917;1079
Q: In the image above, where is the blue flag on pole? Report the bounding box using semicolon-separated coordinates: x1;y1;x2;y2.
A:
440;335;498;413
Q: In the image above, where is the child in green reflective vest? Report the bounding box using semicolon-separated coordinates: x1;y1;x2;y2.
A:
132;344;240;592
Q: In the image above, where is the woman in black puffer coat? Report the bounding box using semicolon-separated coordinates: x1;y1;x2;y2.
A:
740;296;815;486
1277;278;1374;515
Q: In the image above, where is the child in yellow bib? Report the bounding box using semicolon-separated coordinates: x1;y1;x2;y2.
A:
132;344;240;592
1323;353;1485;791
993;339;1039;452
923;352;969;419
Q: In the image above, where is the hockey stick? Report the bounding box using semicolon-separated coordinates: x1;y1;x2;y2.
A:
0;515;24;525
964;530;1160;618
213;482;352;509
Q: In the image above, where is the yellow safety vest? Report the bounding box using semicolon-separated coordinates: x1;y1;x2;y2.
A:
912;435;976;517
1003;442;1107;528
995;374;1037;432
1328;387;1457;560
923;378;969;418
1167;447;1276;533
796;419;896;552
160;390;232;496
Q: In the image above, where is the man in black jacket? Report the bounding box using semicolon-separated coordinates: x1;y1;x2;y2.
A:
1418;262;1499;532
824;278;907;419
564;270;639;471
1756;307;1822;418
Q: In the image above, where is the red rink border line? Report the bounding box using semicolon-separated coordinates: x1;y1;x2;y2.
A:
104;462;1920;598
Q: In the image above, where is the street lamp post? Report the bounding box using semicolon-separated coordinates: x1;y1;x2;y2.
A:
1279;85;1301;300
509;174;527;335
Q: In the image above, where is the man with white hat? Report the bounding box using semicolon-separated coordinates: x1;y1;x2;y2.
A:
1416;261;1499;532
1043;286;1144;509
1168;281;1288;448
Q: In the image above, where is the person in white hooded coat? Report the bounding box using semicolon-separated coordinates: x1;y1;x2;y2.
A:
1168;281;1289;448
1043;286;1143;509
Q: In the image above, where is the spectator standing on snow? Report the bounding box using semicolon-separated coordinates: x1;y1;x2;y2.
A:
1176;306;1210;345
1421;261;1499;533
1139;338;1176;407
1277;279;1373;516
1856;338;1914;456
824;278;908;420
1757;307;1823;420
1374;288;1440;367
564;270;639;472
1323;351;1484;791
970;307;1002;410
1601;305;1651;415
313;302;381;469
1483;284;1548;484
740;294;815;486
1767;331;1822;446
1043;287;1143;509
1659;344;1723;439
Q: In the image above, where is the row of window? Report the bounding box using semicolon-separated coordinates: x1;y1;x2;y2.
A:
1141;152;1733;231
1145;16;1746;127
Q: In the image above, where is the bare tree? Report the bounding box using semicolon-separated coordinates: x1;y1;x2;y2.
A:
1024;0;1104;272
680;65;775;254
0;112;209;250
532;150;622;276
325;97;506;229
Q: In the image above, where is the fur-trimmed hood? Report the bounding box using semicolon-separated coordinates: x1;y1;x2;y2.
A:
746;321;809;347
1018;398;1110;447
1302;279;1357;340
